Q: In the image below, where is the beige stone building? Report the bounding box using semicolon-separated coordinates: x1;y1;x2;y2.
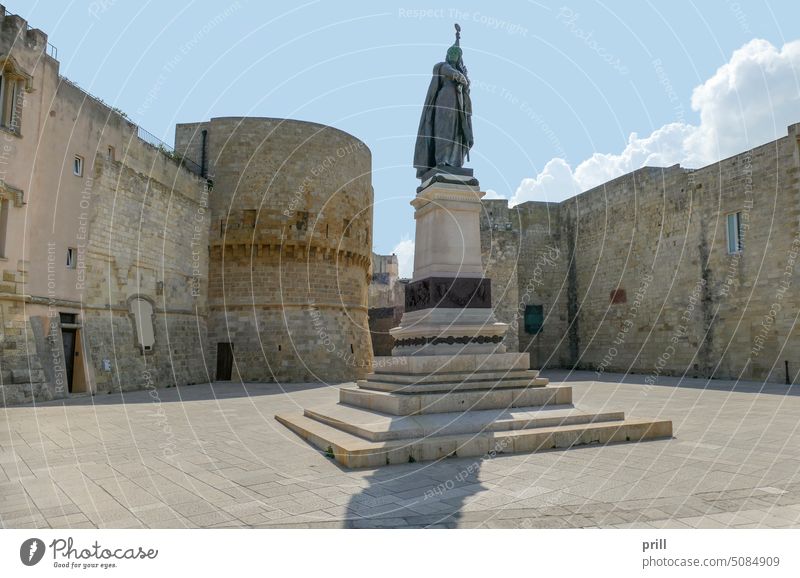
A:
0;7;373;405
482;123;800;384
368;252;404;355
0;6;212;405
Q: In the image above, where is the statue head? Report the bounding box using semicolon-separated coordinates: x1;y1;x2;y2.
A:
446;22;463;66
446;45;462;65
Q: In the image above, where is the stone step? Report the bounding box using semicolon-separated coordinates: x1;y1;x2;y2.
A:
304;403;625;442
363;368;540;385
372;352;529;375
339;384;572;416
358;375;549;394
275;412;673;468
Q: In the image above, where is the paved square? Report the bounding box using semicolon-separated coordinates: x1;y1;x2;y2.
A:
2;371;800;529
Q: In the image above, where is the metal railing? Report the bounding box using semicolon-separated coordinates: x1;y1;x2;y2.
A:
57;76;203;175
6;9;204;176
136;126;203;175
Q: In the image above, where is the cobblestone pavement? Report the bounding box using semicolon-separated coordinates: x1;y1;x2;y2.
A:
2;371;800;529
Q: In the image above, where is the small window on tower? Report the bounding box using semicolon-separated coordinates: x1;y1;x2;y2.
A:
343;219;351;237
66;247;76;269
107;145;115;161
73;155;83;177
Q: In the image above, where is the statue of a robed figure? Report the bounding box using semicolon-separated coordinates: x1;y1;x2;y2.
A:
413;23;474;179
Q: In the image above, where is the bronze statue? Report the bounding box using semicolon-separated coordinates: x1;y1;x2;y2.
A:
413;23;474;179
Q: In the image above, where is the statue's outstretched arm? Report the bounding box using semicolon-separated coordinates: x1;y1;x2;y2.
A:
439;62;467;85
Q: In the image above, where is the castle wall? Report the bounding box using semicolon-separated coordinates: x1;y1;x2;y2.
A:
485;124;800;384
176;117;374;382
479;200;520;355
0;6;210;404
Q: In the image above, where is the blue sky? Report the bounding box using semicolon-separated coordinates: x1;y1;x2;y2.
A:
19;1;800;276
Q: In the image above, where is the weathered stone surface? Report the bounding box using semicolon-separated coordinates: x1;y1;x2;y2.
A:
481;123;800;382
176;118;374;383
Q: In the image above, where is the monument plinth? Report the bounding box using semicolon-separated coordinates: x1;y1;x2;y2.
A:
390;179;508;356
276;24;672;468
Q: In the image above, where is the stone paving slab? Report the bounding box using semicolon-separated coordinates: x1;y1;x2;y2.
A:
2;370;800;528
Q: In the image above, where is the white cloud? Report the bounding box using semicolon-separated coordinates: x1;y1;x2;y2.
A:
510;158;582;205
686;38;800;162
392;237;415;278
483;188;506;199
510;38;800;206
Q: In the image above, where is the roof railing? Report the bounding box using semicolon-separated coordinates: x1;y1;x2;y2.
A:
57;76;203;175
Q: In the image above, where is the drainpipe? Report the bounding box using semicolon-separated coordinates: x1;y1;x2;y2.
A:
200;128;208;178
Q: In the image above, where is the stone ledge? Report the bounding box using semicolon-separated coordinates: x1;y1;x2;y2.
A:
373;353;529;375
276;411;673;468
340;384;573;416
303;404;625;442
358;375;548;394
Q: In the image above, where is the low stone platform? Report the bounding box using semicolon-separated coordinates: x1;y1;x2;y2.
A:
276;354;672;468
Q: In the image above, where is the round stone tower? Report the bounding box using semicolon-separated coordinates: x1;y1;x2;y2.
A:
176;117;373;383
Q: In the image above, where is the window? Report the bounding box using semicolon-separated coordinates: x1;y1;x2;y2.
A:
726;211;743;254
65;247;76;269
130;298;155;352
343;219;351;237
59;313;77;325
0;72;24;133
107;145;115;161
0;199;8;258
73;155;83;177
524;304;544;335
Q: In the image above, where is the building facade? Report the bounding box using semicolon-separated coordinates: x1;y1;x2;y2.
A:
368;252;404;356
0;8;374;405
482;124;800;384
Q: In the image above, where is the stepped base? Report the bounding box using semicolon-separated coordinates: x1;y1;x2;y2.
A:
276;354;673;468
276;411;672;468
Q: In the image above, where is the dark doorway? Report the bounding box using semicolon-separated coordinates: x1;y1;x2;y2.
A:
216;342;234;381
62;328;76;393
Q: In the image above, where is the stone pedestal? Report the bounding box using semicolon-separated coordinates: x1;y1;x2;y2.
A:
276;172;672;468
391;180;508;356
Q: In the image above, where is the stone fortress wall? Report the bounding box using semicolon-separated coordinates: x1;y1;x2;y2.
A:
483;124;800;384
175;118;374;383
0;6;211;404
0;7;375;405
